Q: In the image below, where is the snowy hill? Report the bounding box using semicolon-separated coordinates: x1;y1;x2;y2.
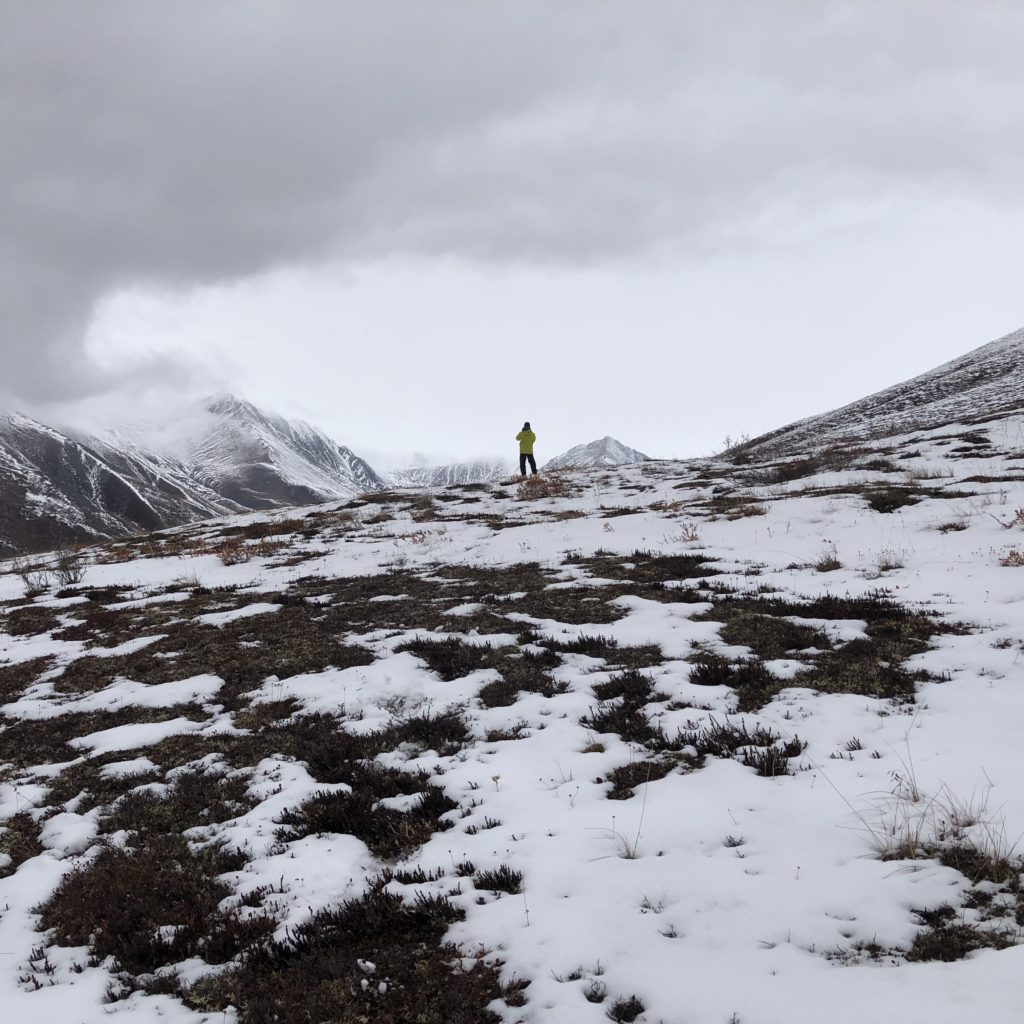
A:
737;323;1024;458
3;399;1024;1022
543;435;650;470
387;460;510;488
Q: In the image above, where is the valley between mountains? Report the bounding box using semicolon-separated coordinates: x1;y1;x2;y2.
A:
2;400;1024;1023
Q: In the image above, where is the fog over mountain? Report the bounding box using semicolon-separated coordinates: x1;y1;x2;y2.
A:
0;395;382;555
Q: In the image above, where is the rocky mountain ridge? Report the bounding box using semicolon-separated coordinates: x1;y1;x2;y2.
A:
386;460;511;488
186;394;382;508
0;396;382;556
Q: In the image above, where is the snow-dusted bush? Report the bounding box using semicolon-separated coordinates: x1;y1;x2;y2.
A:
814;546;842;572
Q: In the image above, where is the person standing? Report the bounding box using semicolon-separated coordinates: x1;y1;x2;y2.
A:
516;422;537;476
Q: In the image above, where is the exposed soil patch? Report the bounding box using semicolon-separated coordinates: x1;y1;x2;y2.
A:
131;708;472;786
690;590;957;708
688;655;784;711
906;905;1016;962
699;606;831;661
103;766;255;837
542;634;665;669
2;604;67;636
486;586;631;625
54;603;377;711
396;637;567;708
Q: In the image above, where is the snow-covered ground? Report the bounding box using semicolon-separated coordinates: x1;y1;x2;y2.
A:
2;413;1024;1023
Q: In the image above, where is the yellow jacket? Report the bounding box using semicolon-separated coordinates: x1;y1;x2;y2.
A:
516;430;536;455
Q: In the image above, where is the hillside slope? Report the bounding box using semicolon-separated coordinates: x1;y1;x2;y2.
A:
2;406;1023;1023
737;324;1024;457
76;432;245;523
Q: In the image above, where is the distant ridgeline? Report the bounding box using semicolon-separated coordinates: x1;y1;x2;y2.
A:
5;322;1024;555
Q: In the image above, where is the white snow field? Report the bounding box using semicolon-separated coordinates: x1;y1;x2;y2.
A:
2;413;1024;1023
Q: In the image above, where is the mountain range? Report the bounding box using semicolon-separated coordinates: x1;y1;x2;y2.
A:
385;460;511;488
0;391;650;556
0;396;383;557
4;322;1024;556
184;394;381;508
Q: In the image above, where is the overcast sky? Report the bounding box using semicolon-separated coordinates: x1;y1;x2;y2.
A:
4;1;1024;465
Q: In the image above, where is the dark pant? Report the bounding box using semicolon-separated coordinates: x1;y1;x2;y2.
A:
519;453;537;476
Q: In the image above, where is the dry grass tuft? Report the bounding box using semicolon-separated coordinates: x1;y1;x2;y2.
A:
516;473;577;500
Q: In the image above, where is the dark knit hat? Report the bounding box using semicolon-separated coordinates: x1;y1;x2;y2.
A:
523;421;531;430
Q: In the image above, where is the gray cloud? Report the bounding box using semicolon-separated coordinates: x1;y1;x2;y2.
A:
3;0;1024;404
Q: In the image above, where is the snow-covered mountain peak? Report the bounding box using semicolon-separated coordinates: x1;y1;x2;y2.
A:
2;410;73;443
183;394;382;509
203;392;290;430
544;436;651;470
